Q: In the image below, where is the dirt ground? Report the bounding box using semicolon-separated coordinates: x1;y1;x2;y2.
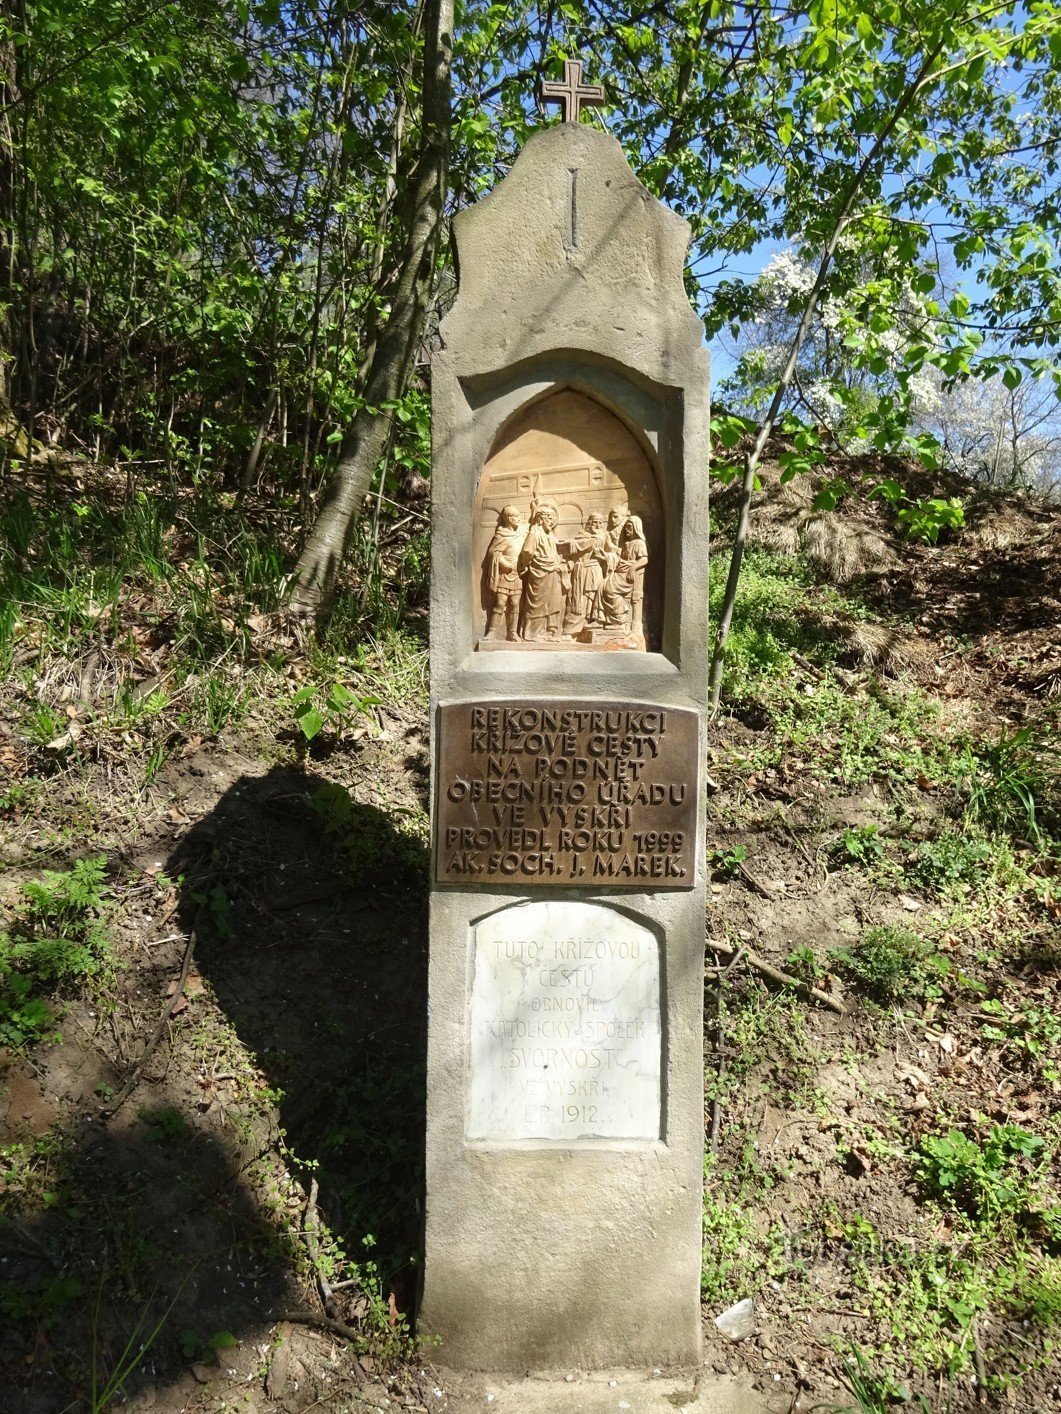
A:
1;464;1059;1413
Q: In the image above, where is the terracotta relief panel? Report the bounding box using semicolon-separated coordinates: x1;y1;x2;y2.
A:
473;389;663;652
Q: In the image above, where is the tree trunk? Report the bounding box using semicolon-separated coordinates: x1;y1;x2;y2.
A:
0;0;30;456
287;0;453;620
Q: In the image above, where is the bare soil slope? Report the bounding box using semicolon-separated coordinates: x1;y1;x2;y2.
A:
0;457;1058;1412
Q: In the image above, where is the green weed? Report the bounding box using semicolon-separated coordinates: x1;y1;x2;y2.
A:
768;679;939;787
912;831;997;892
977;997;1061;1085
708;977;820;1104
0;857;112;1047
314;629;429;710
0;1272;83;1329
0;600;17;671
192;882;232;940
830;1202;1061;1391
334;514;430;640
831;925;948;1003
310;783;427;890
840;1347;930;1412
785;944;824;985
707;549;821;692
701;1152;792;1306
1011;1257;1061;1327
179;1327;238;1363
90;1274;191;1413
832;824;887;867
21;700;66;747
707;844;747;878
183;670;246;735
292;680;381;743
138;1105;192;1144
871;479;965;545
916;1123;1048;1222
897;496;966;544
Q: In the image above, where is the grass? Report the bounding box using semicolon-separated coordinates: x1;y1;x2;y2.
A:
976;993;1061;1085
707;545;860;694
701;1149;794;1307
916;1121;1053;1224
957;725;1059;841
0;475;427;822
704;537;1061;1403
833;1210;1061;1393
707;974;821;1106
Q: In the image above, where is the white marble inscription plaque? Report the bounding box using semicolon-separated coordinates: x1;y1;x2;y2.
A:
467;901;661;1142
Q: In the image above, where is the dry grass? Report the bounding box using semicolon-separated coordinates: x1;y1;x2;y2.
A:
965;500;1053;552
716;461;898;582
837;624;933;678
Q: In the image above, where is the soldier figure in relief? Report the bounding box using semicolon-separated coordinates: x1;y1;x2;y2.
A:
483;505;526;640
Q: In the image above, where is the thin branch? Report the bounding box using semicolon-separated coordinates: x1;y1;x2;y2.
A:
99;914;201;1117
708;938;847;1016
707;8;982;714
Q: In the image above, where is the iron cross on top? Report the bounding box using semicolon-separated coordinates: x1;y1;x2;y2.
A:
541;58;605;123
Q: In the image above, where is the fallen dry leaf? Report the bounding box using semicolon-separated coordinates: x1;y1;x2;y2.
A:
45;722;82;752
897;1063;932;1089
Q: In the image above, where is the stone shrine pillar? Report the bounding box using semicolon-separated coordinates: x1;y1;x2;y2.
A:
423;109;710;1370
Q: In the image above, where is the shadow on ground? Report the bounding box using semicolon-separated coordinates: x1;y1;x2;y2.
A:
0;765;428;1412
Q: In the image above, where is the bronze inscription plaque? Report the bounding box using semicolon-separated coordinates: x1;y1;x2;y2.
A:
435;700;698;888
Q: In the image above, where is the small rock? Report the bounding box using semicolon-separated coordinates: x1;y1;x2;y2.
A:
845;1147;871;1178
265;1342;292;1398
714;1297;755;1342
899;895;922;911
190;1364;212;1385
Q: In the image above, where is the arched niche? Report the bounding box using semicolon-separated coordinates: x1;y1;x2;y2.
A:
472;388;664;652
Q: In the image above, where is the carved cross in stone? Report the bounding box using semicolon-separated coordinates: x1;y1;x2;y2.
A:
541;58;605;124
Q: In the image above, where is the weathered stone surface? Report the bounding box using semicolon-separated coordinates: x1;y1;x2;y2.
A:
429;121;709;685
423;118;709;1372
440;123;705;384
467;901;661;1141
438;1368;777;1413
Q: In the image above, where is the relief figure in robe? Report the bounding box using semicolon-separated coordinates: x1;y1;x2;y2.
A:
562;511;607;637
483;505;526;641
604;504;629;563
600;513;649;634
518;504;565;640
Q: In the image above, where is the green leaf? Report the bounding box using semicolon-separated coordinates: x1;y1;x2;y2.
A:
710;416;746;449
327;683;358;710
296;708;324;741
